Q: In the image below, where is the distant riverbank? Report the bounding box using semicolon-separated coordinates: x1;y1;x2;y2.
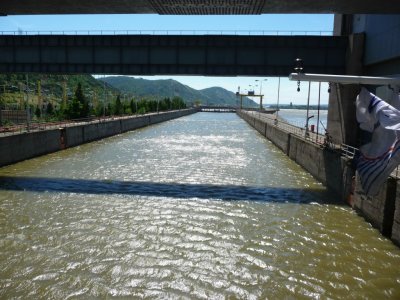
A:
269;104;328;110
276;108;328;134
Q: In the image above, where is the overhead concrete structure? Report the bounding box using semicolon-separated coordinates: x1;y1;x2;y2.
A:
1;0;400;15
0;34;347;76
327;15;400;147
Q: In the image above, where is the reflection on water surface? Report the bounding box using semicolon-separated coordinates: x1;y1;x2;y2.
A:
0;113;399;299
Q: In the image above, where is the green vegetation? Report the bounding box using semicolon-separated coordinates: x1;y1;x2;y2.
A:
0;73;118;121
100;76;257;107
0;73;258;125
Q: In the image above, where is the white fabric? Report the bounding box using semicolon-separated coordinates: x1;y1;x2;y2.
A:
355;87;400;196
356;87;400;132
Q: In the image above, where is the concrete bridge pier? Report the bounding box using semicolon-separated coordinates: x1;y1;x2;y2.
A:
327;33;364;147
325;28;400;246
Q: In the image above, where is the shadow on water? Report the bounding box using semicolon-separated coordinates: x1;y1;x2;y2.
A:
0;176;343;205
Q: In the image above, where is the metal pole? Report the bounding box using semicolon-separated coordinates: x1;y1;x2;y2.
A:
25;74;30;132
103;77;106;118
258;79;267;110
276;77;281;118
305;81;311;137
335;83;345;144
289;72;400;86
316;82;321;142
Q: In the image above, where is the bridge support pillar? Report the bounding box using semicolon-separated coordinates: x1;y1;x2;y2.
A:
327;33;364;146
392;187;400;247
353;175;397;238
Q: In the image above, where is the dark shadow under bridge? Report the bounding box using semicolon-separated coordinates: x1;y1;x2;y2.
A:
0;176;342;205
0;34;347;76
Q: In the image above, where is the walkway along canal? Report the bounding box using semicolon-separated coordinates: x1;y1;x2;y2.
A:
237;109;400;247
0;112;399;298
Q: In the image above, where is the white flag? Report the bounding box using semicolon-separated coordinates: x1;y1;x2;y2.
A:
355;87;400;196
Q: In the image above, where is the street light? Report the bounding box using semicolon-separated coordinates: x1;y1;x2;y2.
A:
103;75;106;118
276;77;281;119
25;74;30;131
255;79;268;95
255;79;267;110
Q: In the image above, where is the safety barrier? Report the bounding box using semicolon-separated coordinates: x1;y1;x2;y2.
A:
0;30;333;36
0;111;186;137
245;111;327;146
244;110;400;180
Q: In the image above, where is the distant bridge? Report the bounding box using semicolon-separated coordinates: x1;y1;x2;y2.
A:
199;106;277;113
199;106;237;113
0;34;347;76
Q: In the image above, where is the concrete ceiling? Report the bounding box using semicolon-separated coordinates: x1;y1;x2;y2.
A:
1;0;400;15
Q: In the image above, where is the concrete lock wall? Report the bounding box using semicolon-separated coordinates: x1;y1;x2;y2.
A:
392;188;400;246
120;116;150;132
237;110;400;246
353;176;397;239
0;109;197;167
69;110;197;150
266;125;291;155
0;129;61;167
237;110;347;195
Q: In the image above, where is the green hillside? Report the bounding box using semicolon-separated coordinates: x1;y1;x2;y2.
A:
0;74;257;111
200;86;256;107
0;74;117;110
100;76;205;104
100;76;257;107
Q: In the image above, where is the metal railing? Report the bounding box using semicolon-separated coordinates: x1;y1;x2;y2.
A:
340;143;358;159
0;109;185;137
245;110;327;145
0;116;119;136
340;143;399;179
0;30;333;36
243;109;400;180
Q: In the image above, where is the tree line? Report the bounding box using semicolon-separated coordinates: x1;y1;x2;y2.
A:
33;83;187;120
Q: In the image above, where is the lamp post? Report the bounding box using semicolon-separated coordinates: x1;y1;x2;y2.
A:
255;79;267;95
276;77;281;119
25;74;30;132
103;76;106;118
255;79;267;110
305;81;312;138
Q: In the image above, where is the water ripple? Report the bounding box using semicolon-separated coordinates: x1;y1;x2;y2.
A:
0;113;400;299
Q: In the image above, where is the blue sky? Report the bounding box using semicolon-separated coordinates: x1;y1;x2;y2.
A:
0;14;334;105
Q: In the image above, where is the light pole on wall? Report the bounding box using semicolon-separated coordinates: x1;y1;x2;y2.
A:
25;74;30;131
276;77;281;120
255;79;267;110
255;79;267;95
103;76;106;118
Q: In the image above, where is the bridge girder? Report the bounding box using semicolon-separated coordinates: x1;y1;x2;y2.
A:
1;0;399;15
0;34;347;76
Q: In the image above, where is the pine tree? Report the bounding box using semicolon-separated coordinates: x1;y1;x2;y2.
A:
115;94;123;115
35;105;41;118
74;83;89;117
46;102;54;115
